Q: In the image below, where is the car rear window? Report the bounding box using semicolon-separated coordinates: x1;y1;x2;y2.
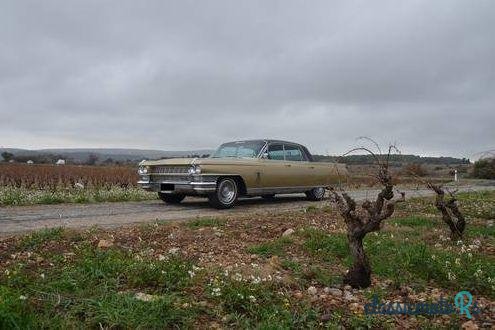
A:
284;145;306;161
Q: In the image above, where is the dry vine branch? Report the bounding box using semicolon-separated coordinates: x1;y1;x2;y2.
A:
329;141;405;288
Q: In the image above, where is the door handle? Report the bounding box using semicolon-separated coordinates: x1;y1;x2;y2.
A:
309;166;315;169
285;164;291;167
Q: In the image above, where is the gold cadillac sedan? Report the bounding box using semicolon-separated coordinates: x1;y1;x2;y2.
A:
138;140;347;209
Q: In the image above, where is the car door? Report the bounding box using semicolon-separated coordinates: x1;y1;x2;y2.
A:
282;144;310;187
259;143;288;189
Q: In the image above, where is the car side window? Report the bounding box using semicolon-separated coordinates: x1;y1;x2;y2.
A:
284;145;306;161
267;144;284;160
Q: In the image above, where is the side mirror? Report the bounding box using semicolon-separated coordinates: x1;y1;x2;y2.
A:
261;152;269;159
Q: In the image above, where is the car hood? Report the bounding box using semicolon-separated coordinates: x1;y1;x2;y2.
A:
141;157;260;166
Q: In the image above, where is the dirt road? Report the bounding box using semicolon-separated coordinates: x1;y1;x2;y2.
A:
1;184;493;235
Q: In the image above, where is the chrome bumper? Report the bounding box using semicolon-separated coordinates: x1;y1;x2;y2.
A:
137;180;217;194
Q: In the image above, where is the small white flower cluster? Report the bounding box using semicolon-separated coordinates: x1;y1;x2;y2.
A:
474;267;483;278
235;293;257;302
211;287;221;296
188;265;202;278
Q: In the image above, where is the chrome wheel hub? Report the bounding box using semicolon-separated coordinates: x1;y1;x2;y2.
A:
219;180;236;204
314;187;325;198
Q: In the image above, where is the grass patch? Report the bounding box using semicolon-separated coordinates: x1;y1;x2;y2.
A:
304;205;319;213
391;216;436;228
18;227;65;250
465;224;495;238
208;276;321;328
456;190;495;220
281;259;302;272
302;266;341;287
301;227;349;263
247;237;293;257
187;217;226;229
0;245;197;328
364;234;495;296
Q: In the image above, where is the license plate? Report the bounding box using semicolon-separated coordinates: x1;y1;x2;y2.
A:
161;184;175;191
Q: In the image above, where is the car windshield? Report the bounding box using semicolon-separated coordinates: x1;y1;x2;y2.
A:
211;141;265;158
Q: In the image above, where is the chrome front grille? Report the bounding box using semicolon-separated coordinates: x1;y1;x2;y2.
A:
152;166;189;174
151;175;190;182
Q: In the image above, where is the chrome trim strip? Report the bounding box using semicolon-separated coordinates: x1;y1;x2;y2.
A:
137;180;217;194
246;186;327;195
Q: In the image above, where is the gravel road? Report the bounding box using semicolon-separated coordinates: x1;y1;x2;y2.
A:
1;184;493;235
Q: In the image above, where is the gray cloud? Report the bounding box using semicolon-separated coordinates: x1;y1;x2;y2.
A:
1;0;494;157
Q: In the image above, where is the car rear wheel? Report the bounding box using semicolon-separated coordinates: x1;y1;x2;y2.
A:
158;192;185;204
208;178;238;209
305;187;326;201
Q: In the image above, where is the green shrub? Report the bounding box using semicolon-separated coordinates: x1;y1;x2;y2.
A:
472;158;495;179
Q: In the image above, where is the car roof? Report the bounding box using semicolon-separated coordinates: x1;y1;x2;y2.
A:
222;139;314;161
225;139;304;146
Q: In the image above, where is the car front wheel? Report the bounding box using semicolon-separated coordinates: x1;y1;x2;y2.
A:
305;187;326;201
158;192;185;204
208;178;238;209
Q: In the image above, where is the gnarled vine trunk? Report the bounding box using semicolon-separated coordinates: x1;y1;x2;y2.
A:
344;232;371;288
429;183;466;239
330;152;404;289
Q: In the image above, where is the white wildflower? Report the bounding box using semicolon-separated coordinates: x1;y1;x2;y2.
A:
248;295;257;302
211;287;221;296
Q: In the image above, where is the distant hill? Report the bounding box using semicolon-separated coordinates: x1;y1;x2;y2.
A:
1;148;471;166
0;148;213;164
313;154;471;165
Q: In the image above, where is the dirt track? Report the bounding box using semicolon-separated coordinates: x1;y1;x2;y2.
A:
1;184;493;235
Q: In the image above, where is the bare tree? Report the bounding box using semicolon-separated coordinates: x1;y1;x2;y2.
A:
427;183;466;240
329;143;404;288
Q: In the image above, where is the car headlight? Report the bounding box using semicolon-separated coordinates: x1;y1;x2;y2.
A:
138;166;148;175
188;165;201;175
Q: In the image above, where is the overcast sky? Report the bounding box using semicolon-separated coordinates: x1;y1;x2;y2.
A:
0;0;494;157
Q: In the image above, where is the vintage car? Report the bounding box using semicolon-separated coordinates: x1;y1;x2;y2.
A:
138;139;347;209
